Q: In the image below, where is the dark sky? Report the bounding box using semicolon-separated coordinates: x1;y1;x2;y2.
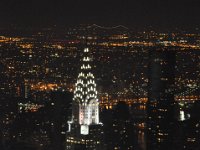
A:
0;0;200;27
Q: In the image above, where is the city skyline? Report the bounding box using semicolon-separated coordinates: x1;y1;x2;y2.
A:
0;0;200;148
0;24;200;150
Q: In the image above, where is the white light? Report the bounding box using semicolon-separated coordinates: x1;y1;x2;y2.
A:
84;48;89;52
72;47;100;126
180;110;185;121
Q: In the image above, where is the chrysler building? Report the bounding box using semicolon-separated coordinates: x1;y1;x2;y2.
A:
72;47;99;126
66;48;104;150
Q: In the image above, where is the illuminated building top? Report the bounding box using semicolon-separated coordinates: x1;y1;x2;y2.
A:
72;48;99;129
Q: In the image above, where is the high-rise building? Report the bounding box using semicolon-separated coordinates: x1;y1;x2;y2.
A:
147;48;176;150
66;48;104;150
102;101;135;150
50;91;73;150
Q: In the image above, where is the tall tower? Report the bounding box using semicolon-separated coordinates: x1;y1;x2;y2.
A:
147;48;176;150
66;48;104;150
72;47;99;127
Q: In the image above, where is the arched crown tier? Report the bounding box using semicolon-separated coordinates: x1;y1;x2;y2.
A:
73;48;99;125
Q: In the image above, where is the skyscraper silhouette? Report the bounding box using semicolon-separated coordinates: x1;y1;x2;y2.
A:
147;48;176;150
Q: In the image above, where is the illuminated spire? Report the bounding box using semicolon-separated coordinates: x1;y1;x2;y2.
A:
73;48;99;126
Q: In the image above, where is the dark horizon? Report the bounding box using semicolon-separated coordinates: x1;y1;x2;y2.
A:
0;0;200;28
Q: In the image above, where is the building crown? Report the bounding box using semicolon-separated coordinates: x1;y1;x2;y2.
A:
73;48;98;105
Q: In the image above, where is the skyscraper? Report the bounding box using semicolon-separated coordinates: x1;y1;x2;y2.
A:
102;101;135;150
50;91;73;150
66;48;104;150
147;48;176;150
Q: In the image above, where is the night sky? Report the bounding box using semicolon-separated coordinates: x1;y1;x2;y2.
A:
0;0;200;27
